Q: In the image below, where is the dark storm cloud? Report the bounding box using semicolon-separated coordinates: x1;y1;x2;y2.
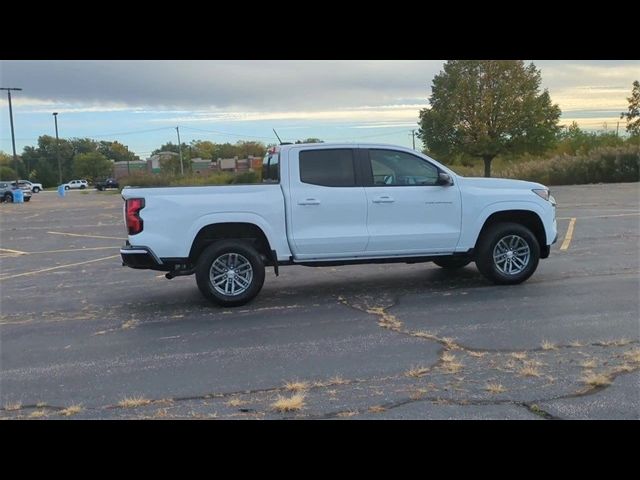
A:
0;60;444;110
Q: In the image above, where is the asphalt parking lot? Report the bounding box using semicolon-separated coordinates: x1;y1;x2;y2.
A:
1;183;639;419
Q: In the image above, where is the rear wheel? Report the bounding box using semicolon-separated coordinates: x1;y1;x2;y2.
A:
3;192;13;203
475;222;540;285
32;187;40;193
433;256;472;270
64;186;70;190
195;240;266;307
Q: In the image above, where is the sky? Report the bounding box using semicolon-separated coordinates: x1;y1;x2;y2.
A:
1;60;638;159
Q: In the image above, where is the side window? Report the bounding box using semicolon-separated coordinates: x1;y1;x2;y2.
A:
262;151;280;183
299;149;355;187
368;149;438;186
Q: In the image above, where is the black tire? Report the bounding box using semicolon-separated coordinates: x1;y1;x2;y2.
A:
80;185;86;189
64;186;70;190
433;256;472;270
24;196;30;202
195;240;266;307
4;192;13;203
32;187;40;193
475;222;540;285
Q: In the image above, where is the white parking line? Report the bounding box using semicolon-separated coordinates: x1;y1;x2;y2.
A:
0;255;120;281
47;231;126;240
557;212;640;220
560;218;577;251
0;247;28;255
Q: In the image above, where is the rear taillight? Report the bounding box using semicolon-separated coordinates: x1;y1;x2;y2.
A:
125;198;145;235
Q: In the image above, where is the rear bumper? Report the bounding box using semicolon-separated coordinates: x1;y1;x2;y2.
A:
120;245;166;270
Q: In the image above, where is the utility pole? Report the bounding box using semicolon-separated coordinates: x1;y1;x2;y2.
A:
616;121;620;137
1;87;22;185
176;126;184;175
409;129;416;150
52;112;62;184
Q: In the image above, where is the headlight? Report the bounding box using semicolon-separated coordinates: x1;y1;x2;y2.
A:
532;189;550;201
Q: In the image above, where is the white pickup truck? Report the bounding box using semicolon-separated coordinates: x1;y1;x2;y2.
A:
121;143;557;306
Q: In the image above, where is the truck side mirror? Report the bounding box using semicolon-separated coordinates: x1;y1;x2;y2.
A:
436;172;453;186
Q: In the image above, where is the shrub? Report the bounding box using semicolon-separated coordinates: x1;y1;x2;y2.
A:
450;146;639;185
118;170;261;189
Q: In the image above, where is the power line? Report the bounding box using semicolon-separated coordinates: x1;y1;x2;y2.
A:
180;125;276;140
89;127;176;138
324;128;410;141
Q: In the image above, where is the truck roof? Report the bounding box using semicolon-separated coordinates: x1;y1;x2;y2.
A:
278;142;414;151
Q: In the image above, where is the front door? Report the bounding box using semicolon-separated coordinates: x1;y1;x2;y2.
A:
361;148;462;255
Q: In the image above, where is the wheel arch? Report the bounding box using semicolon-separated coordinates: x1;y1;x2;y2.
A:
476;209;547;256
189;222;275;265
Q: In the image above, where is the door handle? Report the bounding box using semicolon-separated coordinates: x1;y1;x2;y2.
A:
298;198;320;205
372;196;395;204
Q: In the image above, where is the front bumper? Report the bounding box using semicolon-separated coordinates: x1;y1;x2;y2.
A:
120;245;165;270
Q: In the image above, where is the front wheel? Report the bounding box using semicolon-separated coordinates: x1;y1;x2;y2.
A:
24;196;30;202
32;187;40;193
475;222;540;285
195;240;266;307
433;257;472;270
3;192;12;203
64;186;70;190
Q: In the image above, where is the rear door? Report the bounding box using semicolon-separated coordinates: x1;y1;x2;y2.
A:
287;147;368;259
360;148;462;254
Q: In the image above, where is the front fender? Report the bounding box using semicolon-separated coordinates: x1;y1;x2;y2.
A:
457;200;554;251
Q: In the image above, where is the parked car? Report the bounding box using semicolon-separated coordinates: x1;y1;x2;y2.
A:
0;181;32;202
95;178;119;191
63;179;89;190
11;179;43;193
120;143;558;307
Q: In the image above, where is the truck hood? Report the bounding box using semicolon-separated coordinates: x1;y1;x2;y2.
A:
458;176;546;191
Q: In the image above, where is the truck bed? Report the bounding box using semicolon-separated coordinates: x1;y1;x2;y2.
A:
122;184;290;260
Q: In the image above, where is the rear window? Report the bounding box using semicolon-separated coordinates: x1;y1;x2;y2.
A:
262;151;280;183
299;149;355;187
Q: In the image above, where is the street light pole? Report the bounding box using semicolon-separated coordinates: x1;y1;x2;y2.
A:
52;112;62;184
1;87;22;185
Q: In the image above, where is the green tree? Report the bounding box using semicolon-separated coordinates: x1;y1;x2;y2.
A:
190;140;217;159
418;60;562;177
160;154;191;174
35;135;75;181
73;152;113;182
621;80;640;137
152;142;189;156
70;137;99;155
33;159;57;188
98;141;139;162
0;166;16;179
234;140;267;157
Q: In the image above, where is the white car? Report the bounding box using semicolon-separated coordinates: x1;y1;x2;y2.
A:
121;143;557;307
64;179;89;190
13;180;43;193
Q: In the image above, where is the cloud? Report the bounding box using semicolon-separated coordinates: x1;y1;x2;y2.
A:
0;60;442;111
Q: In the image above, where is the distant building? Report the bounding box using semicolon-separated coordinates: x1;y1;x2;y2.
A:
191;157;214;176
148;151;179;174
113;160;148;179
112;152;262;178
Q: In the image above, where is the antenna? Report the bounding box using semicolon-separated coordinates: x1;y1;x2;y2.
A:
273;129;283;144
